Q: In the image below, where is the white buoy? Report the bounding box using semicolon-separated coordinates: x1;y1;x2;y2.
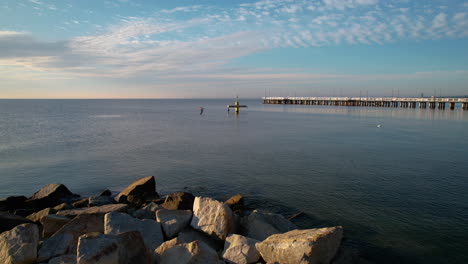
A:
377;124;382;128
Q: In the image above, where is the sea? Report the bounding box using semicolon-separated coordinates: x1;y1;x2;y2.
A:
1;99;467;263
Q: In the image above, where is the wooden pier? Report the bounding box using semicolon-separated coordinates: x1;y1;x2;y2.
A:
262;97;468;110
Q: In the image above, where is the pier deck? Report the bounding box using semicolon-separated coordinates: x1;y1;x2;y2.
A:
262;97;468;110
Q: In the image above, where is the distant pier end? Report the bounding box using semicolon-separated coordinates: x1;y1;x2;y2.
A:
262;97;468;110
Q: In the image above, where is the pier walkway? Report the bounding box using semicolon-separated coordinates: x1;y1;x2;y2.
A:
262;97;468;110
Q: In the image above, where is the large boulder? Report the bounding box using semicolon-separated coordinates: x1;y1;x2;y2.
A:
256;227;343;264
40;215;71;238
222;234;260;264
159;240;221;264
0;196;27;212
56;204;128;217
88;196;115;207
37;233;73;262
26;207;56;222
156;209;192;239
115;176;157;203
26;184;73;210
77;231;151;264
52;214;105;254
161;192;195;210
154;237;179;261
190;197;234;240
242;210;297;241
0;223;39;264
0;211;34;233
104;212;164;252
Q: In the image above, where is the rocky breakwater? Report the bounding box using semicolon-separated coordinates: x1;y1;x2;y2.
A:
0;176;357;264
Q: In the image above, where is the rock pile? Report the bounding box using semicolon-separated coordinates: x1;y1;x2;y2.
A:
0;176;353;264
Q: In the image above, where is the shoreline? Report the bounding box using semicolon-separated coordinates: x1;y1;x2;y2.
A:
0;176;363;264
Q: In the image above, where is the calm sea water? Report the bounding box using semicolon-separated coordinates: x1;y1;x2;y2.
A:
1;99;467;263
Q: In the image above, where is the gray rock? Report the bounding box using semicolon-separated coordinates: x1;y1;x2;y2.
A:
88;196;115;207
48;254;76;264
104;212;164;252
40;215;71;238
72;198;89;208
159;240;221;264
37;233;73;262
0;223;39;264
52;214;105;254
161;192;195;211
77;231;151;264
26;207;56;222
26;184;73;210
177;229;224;252
56;204;128;217
132;202;162;219
154;237;179;261
115;176;157;203
190;197;234;240
156;209;192;239
256;227;343;264
53;203;73;211
222;234;260;264
242;210;297;241
0;211;34;233
99;190;112;197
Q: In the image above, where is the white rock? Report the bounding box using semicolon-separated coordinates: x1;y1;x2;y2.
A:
156;209;192;238
159;240;221;264
104;212;163;252
256;227;343;264
38;233;73;262
77;231;151;264
222;234;260;264
190;197;234;240
0;223;39;264
243;210;297;241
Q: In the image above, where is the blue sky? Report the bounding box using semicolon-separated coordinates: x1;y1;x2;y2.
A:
1;0;467;98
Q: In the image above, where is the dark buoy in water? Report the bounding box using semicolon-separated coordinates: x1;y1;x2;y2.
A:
199;107;204;115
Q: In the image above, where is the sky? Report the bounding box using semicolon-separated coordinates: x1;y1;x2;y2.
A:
0;0;468;98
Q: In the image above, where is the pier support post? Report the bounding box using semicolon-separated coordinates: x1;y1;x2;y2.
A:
450;102;455;110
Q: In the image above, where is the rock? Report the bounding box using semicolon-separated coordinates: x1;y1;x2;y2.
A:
224;194;244;212
26;207;56;222
156;209;192;239
0;196;27;212
52;214;105;254
37;233;73;262
48;254;76;264
99;190;112;197
77;231;151;264
256;227;343;264
53;203;73;211
115;176;157;203
88;196;115;207
126;195;145;207
0;223;39;264
0;211;34;233
177;229;224;252
242;210;297;241
159;240;221;264
154;237;179;259
26;184;73;210
104;212;164;252
222;234;260;264
72;198;89;208
132;202;161;220
40;215;71;238
56;204;128;217
190;197;234;240
161;192;195;211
